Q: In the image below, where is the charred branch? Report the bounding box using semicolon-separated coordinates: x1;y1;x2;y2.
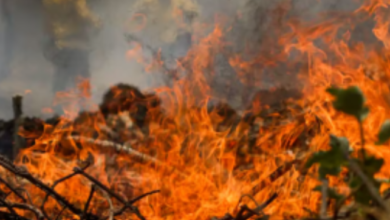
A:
12;95;24;161
0;154;158;220
212;193;278;220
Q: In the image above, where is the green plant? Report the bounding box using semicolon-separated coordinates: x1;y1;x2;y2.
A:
305;86;390;217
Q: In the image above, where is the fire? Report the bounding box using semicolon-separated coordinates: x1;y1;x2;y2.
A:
3;0;390;219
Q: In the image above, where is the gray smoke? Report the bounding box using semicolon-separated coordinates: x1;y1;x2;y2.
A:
0;0;374;119
0;0;152;119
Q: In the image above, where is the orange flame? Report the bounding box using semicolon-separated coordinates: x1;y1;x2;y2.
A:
5;0;390;219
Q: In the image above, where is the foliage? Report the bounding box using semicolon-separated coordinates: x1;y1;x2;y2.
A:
326;86;369;122
306;85;390;216
377;120;390;145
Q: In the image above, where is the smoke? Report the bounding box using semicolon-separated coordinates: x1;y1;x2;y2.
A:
0;0;153;119
0;0;376;119
89;0;157;101
0;0;50;119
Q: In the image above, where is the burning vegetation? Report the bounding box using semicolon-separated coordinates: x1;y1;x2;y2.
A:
2;0;390;220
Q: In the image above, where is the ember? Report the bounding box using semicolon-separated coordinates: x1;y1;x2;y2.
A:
1;0;390;219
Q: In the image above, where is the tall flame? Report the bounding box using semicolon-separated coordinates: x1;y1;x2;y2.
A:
4;0;390;219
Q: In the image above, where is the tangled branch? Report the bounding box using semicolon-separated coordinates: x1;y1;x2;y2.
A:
0;155;159;220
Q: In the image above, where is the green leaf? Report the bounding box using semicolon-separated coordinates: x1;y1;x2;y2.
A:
354;187;373;206
313;185;343;203
326;87;341;96
329;135;350;153
326;86;368;121
376;120;390;145
305;151;329;168
358;107;370;122
319;166;341;179
363;156;384;176
305;135;350;179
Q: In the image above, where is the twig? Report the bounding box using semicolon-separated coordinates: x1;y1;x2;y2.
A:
0;176;26;202
73;167;158;220
220;193;278;220
40;159;91;215
7;201;45;220
128;190;160;204
55;206;66;220
303;207;317;217
112;190;161;218
241;193;278;219
98;186;114;220
344;152;390;213
251;160;299;196
0;155;95;219
332;185;361;220
81;185;96;220
357;121;366;161
321;179;328;218
236;205;259;220
0;198;16;214
235;194;260;212
70;136;162;165
70;135;188;178
98;124;119;139
74;167;127;204
15;187;33;204
0;210;30;220
0;123;158;220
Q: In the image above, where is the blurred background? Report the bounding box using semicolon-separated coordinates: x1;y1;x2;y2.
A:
0;0;369;118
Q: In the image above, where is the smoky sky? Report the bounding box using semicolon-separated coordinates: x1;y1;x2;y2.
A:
0;0;371;119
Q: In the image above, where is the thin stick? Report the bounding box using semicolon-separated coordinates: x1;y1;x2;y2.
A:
0;198;16;214
70;135;188;178
0;176;26;202
70;137;213;187
235;194;260;214
41;161;91;213
320;179;328;218
0;155;93;218
358;121;366;161
240;193;278;220
8;201;45;220
70;136;162;165
82;185;96;219
128;190;160;204
73;167;148;220
0;210;30;220
251;160;299;196
112;190;160;218
98;186;114;220
55;206;67;220
332;185;361;220
345;152;390;213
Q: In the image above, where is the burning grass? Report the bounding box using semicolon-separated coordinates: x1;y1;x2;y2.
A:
2;0;390;219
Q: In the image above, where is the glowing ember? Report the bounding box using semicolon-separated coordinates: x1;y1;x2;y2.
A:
2;0;390;219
